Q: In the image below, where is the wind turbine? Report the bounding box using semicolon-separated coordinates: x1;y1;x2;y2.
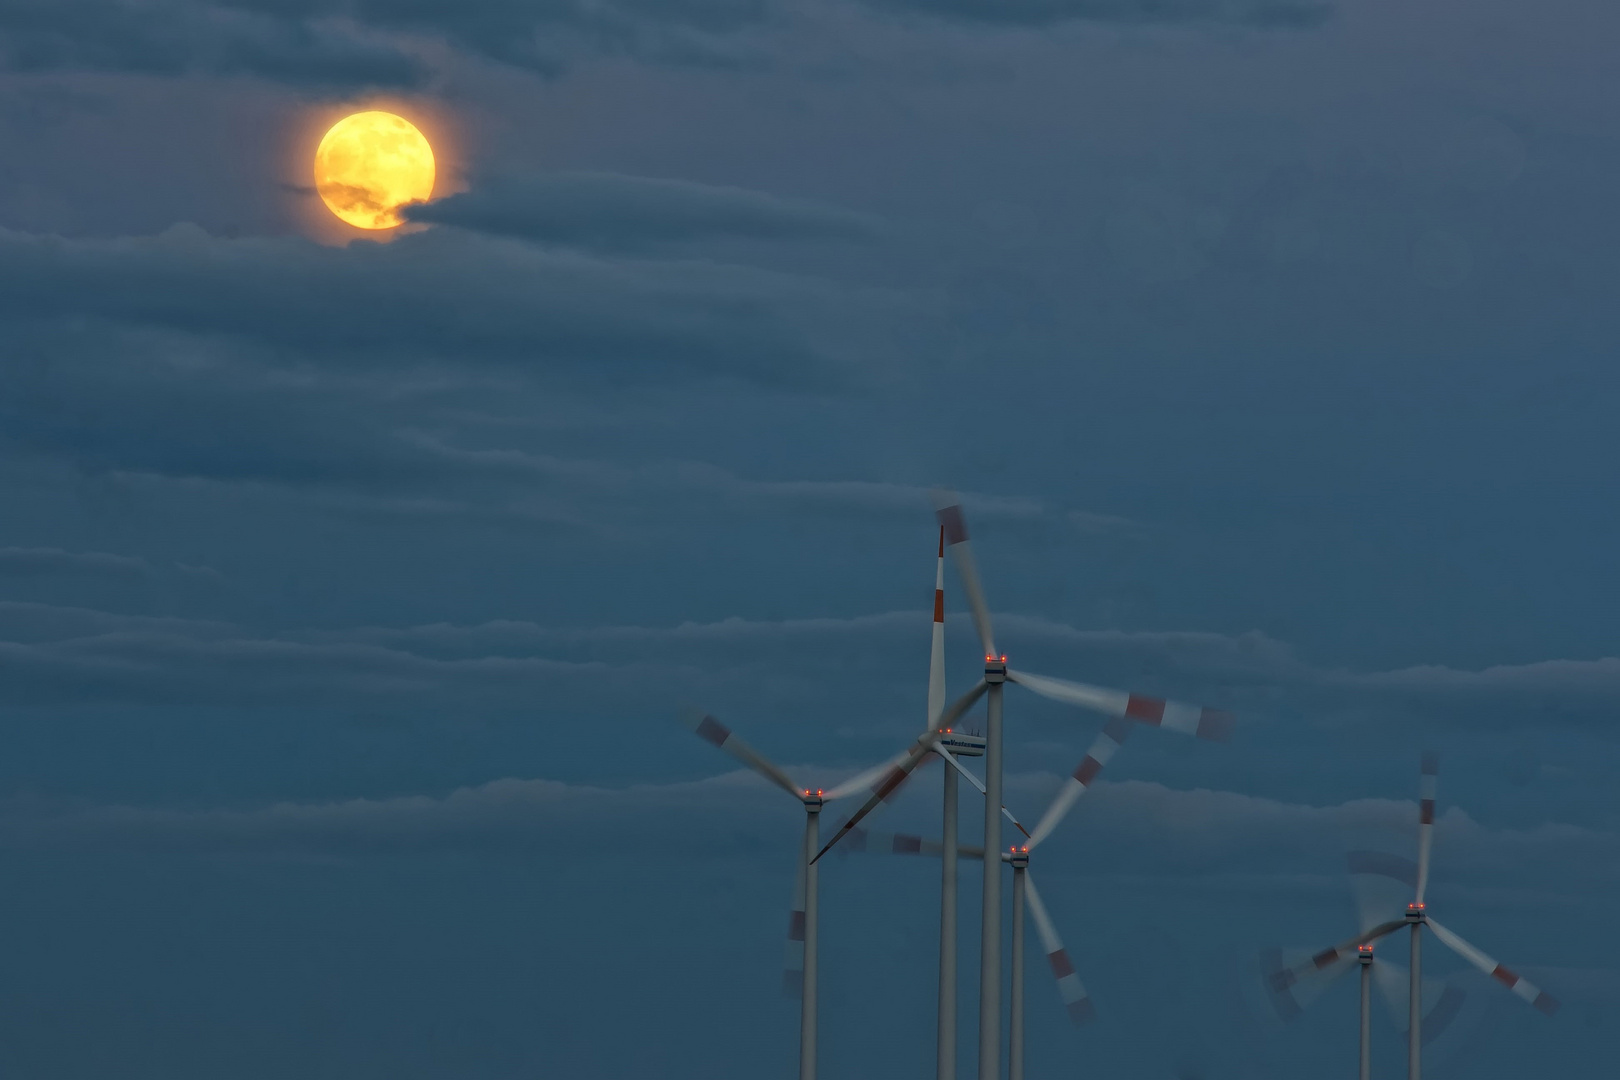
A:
814;497;1235;1080
1263;925;1464;1080
1267;754;1559;1080
1393;754;1559;1079
845;719;1129;1080
1004;717;1132;1080
933;496;1235;1080
681;710;942;1080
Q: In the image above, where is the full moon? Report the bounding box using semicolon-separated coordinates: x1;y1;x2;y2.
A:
313;111;435;230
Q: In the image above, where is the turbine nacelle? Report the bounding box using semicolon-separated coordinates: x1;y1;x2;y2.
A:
985;655;1008;683
937;729;987;758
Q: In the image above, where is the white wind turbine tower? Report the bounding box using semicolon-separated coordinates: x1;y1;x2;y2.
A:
681;709;954;1080
931;496;1236;1080
840;718;1135;1080
1397;753;1559;1079
1263;920;1453;1080
927;525;989;1080
813;497;1235;1080
807;526;1016;1080
1004;716;1133;1079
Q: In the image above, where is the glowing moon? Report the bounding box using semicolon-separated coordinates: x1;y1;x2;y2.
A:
313;111;435;230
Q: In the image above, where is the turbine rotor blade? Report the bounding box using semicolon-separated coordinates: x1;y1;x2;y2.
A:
1426;917;1559;1015
1023;872;1095;1025
938;746;1030;838
936;679;989;732
1007;670;1234;742
1370;958;1472;1043
682;709;800;796
810;729;945;864
1266;920;1406;997
823;742;922;802
933;496;996;657
1260;945;1359;1020
928;525;947;727
1025;717;1131;850
1416;751;1439;904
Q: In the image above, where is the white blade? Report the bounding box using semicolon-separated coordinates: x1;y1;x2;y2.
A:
928;525;947;728
683;709;800;796
1266;920;1405;1006
937;679;989;732
1416;751;1438;904
1347;849;1419;934
812;681;985;863
1259;945;1358;1020
813;671;991;803
1371;957;1472;1042
1023;872;1095;1025
783;857;806;998
1007;669;1235;742
823;743;919;802
1427;917;1560;1015
934;496;996;658
1025;717;1131;850
937;746;1030;838
810;728;946;864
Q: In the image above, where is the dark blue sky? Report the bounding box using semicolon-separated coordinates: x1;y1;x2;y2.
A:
0;1;1615;1077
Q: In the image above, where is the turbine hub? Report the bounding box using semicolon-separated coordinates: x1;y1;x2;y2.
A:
985;655;1008;682
1405;902;1426;922
1007;847;1029;869
801;791;824;812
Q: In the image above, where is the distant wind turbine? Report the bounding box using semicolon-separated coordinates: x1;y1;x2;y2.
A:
1265;754;1558;1080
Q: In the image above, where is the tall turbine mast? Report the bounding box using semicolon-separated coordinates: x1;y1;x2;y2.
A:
929;496;1232;1080
1407;751;1438;1080
934;500;1002;1080
931;525;971;1080
1359;945;1374;1080
683;711;940;1080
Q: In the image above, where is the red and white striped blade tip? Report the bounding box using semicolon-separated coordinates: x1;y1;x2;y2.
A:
1010;671;1234;742
932;499;996;655
1025;717;1131;849
1427;918;1559;1016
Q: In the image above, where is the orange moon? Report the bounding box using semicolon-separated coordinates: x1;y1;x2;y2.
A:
313;112;435;230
